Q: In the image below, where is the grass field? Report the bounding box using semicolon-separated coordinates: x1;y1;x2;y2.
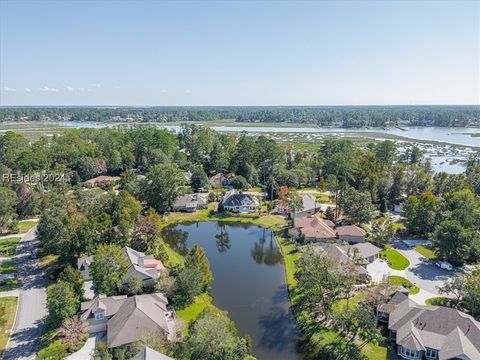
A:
0;297;18;354
415;245;437;260
0;278;19;292
380;246;410;270
425;297;449;307
388;276;420;295
17;220;37;233
0;237;20;257
0;261;16;275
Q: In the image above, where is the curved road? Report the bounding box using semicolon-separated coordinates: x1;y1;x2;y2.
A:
3;226;47;360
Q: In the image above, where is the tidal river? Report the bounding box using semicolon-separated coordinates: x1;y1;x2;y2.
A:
162;221;303;360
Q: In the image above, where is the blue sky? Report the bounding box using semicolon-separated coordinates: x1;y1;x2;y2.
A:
0;0;478;106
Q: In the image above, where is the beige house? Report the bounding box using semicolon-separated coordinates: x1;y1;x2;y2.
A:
84;176;121;188
80;293;178;349
336;225;367;244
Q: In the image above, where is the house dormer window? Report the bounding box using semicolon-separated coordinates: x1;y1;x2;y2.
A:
425;348;438;359
94;312;104;320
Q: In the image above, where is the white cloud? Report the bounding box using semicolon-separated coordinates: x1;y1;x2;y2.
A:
66;86;74;92
25;87;31;92
184;89;191;93
90;83;101;88
78;87;85;92
39;86;59;92
161;89;167;93
3;86;16;92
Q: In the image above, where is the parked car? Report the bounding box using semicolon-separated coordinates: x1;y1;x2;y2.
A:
435;260;453;271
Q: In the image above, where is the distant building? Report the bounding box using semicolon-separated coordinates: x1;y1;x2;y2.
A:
172;193;207;212
276;194;322;218
77;246;166;287
209;173;233;188
377;293;480;360
80;293;177;349
220;190;259;213
84;176;121;188
336;225;367;244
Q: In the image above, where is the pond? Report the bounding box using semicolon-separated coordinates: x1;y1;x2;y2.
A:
162;221;303;360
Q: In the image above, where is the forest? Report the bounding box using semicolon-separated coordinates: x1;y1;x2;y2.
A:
1;105;479;127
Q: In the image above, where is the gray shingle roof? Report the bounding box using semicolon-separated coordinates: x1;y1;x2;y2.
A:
132;347;174;360
388;297;480;358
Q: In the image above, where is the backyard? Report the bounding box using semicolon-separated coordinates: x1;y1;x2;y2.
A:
380;246;410;270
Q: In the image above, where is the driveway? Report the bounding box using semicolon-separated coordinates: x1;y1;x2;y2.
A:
394;242;460;296
3;226;47;360
367;242;462;305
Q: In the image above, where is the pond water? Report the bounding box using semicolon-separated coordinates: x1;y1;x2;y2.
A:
162;221;303;360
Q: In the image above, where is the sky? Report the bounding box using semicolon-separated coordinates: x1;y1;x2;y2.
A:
0;0;479;106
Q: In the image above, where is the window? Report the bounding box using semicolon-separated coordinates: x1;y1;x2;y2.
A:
94;312;104;320
426;348;438;359
399;346;419;359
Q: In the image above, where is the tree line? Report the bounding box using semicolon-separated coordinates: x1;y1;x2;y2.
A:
1;105;479;127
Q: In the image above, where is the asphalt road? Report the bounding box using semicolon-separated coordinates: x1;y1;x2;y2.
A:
3;226;47;360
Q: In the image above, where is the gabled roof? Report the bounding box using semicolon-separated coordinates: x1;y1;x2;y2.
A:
80;295;127;319
222;191;259;207
388;296;480;358
107;293;173;348
336;225;366;237
132;347;174;360
351;242;380;259
124;247;165;282
173;193;207;208
295;215;337;239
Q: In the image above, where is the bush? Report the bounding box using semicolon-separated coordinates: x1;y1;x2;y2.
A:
37;341;68;360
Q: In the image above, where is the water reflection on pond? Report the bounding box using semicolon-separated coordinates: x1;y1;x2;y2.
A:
162;221;303;360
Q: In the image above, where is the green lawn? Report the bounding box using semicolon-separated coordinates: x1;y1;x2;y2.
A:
415;245;437;260
0;261;16;275
380;246;410;270
425;297;449;307
0;297;18;354
388;276;420;295
0;278;19;292
17;220;37;233
0;237;21;258
176;294;213;334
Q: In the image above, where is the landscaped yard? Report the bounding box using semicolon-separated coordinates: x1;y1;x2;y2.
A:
0;278;19;292
425;297;449;307
0;297;18;354
415;245;437;260
380;246;410;270
0;260;16;275
0;237;21;257
388;276;419;295
17;220;37;233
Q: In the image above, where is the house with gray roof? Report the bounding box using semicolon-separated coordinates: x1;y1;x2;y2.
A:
81;293;178;349
316;242;380;283
78;246;166;288
172;193;207;212
220;190;259;213
377;293;480;360
276;194;322;218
